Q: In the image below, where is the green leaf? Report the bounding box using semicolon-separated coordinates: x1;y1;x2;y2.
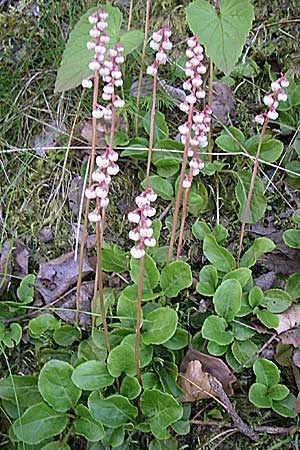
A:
192;220;211;240
141;175;174;200
253;358;280;387
213;279;242;322
17;274;35;304
212;224;228;245
38;360;81;412
240;237;275;268
143;111;169;143
171;403;191;435
249;383;272;408
157;362;183;398
102;426;125;448
102;244;129;273
249;286;263;308
120;376;142;400
269;384;289;401
196;265;218;296
120;30;144;54
117;294;141;328
130;254;160;291
283;230;300;249
286;273;300;300
186;0;254;75
162;328;188;350
223;268;252;288
256;308;279;329
122;334;153;368
55;6;124;92
160;261;192;297
29;314;60;336
231;321;256;341
3;323;22;348
107;342;136;377
263;289;292;313
41;443;70;450
244;136;284;163
231;340;257;367
272;393;297;417
149;437;179;450
140;389;183;440
88;392;138;428
74;404;105;442
78;336;107;362
215;127;245;153
292;209;300;225
207;341;228;356
0;376;42;409
142;307;178;345
72;360;114;390
12;402;68;444
203;235;236;273
53;325;81;346
122;285;161;303
202;315;234;345
235;172;267;224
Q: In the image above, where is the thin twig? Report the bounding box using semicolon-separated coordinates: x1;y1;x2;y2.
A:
127;0;134;31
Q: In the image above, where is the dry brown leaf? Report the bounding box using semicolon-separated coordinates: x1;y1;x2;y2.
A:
276;303;300;334
80;116;127;150
254;271;276;291
36;251;93;304
0;240;13;296
178;360;215;402
0;239;29;296
12;239;29;278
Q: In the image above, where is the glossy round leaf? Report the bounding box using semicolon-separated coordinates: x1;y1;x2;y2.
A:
213;279;242;322
88;392;138;428
72;360;114;390
196;265;218;296
142;307;178;345
202;315;233;345
263;289;292;313
160;261;192;297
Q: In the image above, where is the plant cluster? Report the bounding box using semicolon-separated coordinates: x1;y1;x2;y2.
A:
1;0;300;449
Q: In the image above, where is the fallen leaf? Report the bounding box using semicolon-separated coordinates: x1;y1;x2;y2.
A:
178;347;236;399
211;81;236;124
0;239;29;296
12;239;29;278
80;116;127;150
276;304;300;334
0;241;13;296
68;176;84;215
31;120;66;157
36;251;93;304
178;359;214;401
293;348;300;368
254;271;276;291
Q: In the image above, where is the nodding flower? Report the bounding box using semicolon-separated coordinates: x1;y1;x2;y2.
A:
146;25;172;77
85;147;120;222
127;189;158;259
254;75;289;125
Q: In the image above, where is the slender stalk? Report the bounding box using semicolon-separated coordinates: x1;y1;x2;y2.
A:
91;266;98;329
145;72;157;188
75;71;99;325
207;60;214;163
167;103;194;262
127;0;134;31
237;118;269;264
177;186;189;259
135;256;144;386
134;0;151;135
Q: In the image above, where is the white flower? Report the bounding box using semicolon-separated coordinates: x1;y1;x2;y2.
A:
87;41;96;50
92;109;103;119
104;85;114;94
131;246;145;259
194;45;203;55
164;29;171;38
263;95;274;106
193;113;204;124
108;150;118;162
104;60;113;70
190;138;199;146
114;79;123;87
129;230;140;241
192;169;199;176
100;34;110;44
185;68;194;77
114;99;125;108
140;227;153;238
183;179;191;188
187;38;196;48
196;89;205;99
89;61;100;71
147;65;158;76
95;187;108;198
271;81;281;92
183;81;192;91
135;195;148;207
280;78;289;87
92;170;106;183
189;159;199;169
146;191;157;202
103;76;112;83
181;135;187;144
254;114;265;125
97;21;108;30
117;46;124;53
99;11;108;20
198;160;205;169
100;197;109;208
108;49;118;58
96;156;109;168
89;28;100;38
188;149;194;157
82;79;92;88
178;124;189;135
186;94;197;104
267;109;279;120
88;212;101;222
190;57;200;67
111;70;122;80
156;51;167;64
95;45;106;54
115;56;125;64
186;49;194;58
192;77;203;88
145;218;152;227
162;41;172;51
278;92;287;102
107;164;119;175
85;188;97;199
152;31;162;43
197;65;206;74
150;40;160;51
145;207;156;217
102;93;112;101
128;212;140;223
144;238;156;247
88;15;98;25
100;67;110;76
179;102;189;113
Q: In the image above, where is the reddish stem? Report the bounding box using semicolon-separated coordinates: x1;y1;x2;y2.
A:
237;118;269;264
177;187;189;258
135;255;144;386
168;103;194;262
145;72;158;189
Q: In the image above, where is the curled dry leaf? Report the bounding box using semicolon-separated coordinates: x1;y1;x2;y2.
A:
254;271;276;291
36;251;93;304
178;347;236;402
276;304;300;347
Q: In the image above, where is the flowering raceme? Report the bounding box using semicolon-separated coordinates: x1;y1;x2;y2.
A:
255;75;289;124
146;26;172;77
